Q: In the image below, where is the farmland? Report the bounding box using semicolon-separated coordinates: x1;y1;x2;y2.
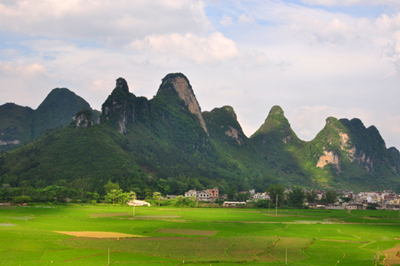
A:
0;205;400;265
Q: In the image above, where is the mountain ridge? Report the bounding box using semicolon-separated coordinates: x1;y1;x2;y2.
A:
0;88;99;153
0;73;399;193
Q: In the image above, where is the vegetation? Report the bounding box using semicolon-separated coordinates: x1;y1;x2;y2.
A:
0;88;99;153
1;73;400;195
0;204;399;265
266;184;286;207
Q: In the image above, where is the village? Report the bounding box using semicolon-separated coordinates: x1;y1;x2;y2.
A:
159;187;400;210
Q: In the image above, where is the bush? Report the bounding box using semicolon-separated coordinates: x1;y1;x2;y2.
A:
13;196;31;204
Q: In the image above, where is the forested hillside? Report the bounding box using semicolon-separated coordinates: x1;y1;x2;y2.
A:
0;73;399;199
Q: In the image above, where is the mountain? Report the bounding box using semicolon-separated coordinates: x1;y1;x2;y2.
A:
0;73;399;194
307;117;399;190
249;106;310;186
0;88;99;154
0;103;34;152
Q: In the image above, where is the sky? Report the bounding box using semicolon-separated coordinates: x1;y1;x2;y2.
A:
1;0;400;148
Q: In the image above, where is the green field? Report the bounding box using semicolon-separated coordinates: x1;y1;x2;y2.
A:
1;205;400;265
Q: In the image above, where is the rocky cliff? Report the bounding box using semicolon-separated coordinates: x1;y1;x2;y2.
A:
157;73;208;135
101;78;138;134
75;109;94;129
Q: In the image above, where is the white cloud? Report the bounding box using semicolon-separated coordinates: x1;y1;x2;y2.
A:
0;0;213;46
238;14;254;24
1;0;400;150
131;32;240;64
0;61;47;77
300;0;400;6
220;14;233;27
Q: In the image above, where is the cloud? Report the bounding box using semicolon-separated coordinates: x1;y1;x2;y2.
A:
0;0;213;46
131;32;240;64
300;0;400;6
220;14;233;27
238;14;254;24
0;61;47;77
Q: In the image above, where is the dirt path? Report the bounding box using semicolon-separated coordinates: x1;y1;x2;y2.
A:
55;231;144;238
382;245;400;266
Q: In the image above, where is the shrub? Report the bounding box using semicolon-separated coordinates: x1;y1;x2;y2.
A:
13;196;31;204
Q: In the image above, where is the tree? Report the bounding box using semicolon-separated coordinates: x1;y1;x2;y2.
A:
0;184;12;202
144;188;153;199
19;180;29;196
104;180;119;194
153;192;161;206
92;192;100;202
287;186;305;208
237;192;249;202
13;196;31;204
73;178;92;198
226;187;237;201
306;190;318;203
105;189;122;205
118;192;130;205
43;186;56;201
324;189;338;204
339;195;351;203
254;199;270;208
174;195;185;206
266;184;285;207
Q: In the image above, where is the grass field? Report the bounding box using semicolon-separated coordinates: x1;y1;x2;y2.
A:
1;205;400;265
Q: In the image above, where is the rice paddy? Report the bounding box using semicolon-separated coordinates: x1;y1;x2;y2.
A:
0;205;399;265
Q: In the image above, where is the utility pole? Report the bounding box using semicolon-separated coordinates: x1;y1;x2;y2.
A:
285;247;287;264
276;194;278;217
377;246;379;264
269;202;270;214
108;247;110;265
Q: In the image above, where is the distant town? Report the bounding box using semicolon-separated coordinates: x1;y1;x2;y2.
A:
163;187;400;210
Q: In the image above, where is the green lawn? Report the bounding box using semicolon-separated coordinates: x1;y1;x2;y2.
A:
0;205;399;265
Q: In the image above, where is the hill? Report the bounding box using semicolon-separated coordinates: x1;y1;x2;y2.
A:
0;73;399;194
0;88;99;154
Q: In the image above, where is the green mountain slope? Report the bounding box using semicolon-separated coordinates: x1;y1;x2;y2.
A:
249;106;312;187
0;73;399;194
307;117;399;190
0;103;34;153
32;88;92;137
0;88;99;154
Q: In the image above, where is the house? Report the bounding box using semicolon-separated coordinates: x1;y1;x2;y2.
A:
343;203;363;210
127;200;151;207
206;187;219;201
253;192;270;201
326;204;344;210
184;188;219;202
197;191;211;201
185;189;198;198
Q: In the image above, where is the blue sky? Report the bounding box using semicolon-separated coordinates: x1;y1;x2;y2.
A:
1;0;400;149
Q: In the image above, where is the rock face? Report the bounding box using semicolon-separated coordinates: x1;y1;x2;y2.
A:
157;73;208;135
75;109;94;129
313;117;395;174
316;151;340;170
203;105;247;148
101;78;136;134
225;126;244;145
